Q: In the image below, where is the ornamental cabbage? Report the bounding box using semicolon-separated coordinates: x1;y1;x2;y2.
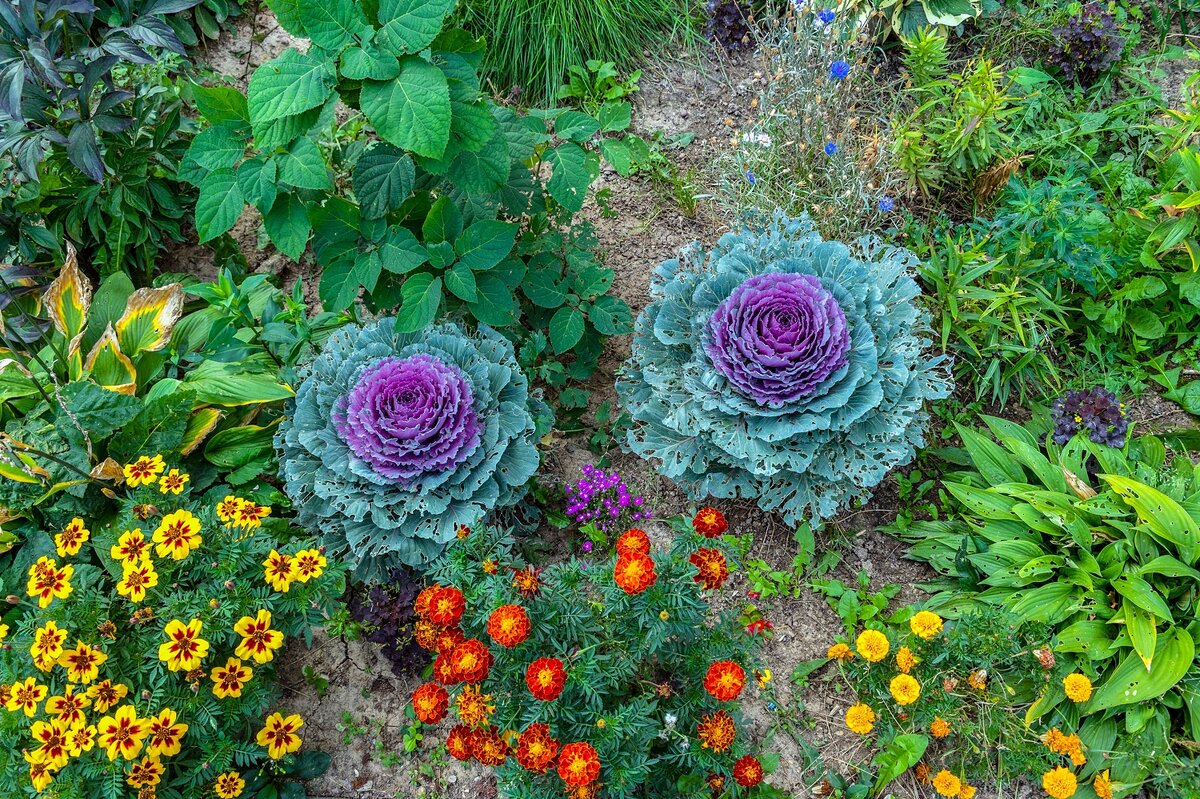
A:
617;215;951;524
277;319;545;575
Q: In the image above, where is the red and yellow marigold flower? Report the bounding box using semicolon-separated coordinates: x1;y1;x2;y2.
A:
510;565;544;597
234;609;285;664
445;724;472;761
614;552;657;594
123;455;164;487
557;741;600;787
516;723;559;773
87;680;128;713
117;559;159;603
433;651;458;685
689;547;729;590
450;638;493;683
47;685;90;727
487;604;531;648
263;549;297;593
55;518;90;557
470;727;509;766
97;705;149;761
30;620;68;664
704;660;746;702
232;497;270;529
211;657;253;699
526;657;566;701
257;712;304;759
111;529;150;564
428;586;466;626
158;619;209;672
692;506;728;537
66;723;96;757
60;640;107;683
616;528;651;556
31;718;72;767
697;710;736;752
159;468;189;495
293;548;326;581
414;584;440;617
733;755;764;787
145;707;187;757
435;626;464;654
454;684;495;727
215;495;243;524
27;556;73;607
25;751;57;792
414;619;440;651
214;771;246;799
153;509;202;560
127;756;165;788
412;682;450;724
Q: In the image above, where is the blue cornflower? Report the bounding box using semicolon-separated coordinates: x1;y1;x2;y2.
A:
817;7;835;23
878;196;895;212
824;142;838;156
745;170;757;185
830;60;850;80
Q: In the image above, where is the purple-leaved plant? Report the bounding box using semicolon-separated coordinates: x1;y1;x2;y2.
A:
1051;387;1129;447
565;464;652;534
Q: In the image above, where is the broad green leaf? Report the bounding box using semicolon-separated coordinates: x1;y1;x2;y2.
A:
310;198;362;268
115;285;185;355
871;734;928;797
454;220;517;271
555;110;600;142
1083;628;1193;712
84;325;138;394
236;157;278;213
353;143;415;218
549;306;585;353
1006;581;1078;624
195;169;244;243
264;192;311;260
189;123;245;171
446;128;510;192
599;137;635;176
1138;555;1200;581
396;274;443;333
1123;600;1158;670
204;423;277;469
1112;575;1175;623
596;101;632;133
546;143;595;212
955;423;1026;484
444;262;477;301
278;137;332;190
44;246;91;373
468;274;518;326
191;84;249;125
377;225;428;273
360;56;451;159
296;0;370;50
588;295;631;336
252;105;323;151
247;49;336;125
1102;474;1200;564
59;381;141;439
422;195;462;244
341;44;400;80
376;0;456;54
180;407;222;455
262;0;305;35
320;253;381;312
522;265;568;308
944;481;1020;520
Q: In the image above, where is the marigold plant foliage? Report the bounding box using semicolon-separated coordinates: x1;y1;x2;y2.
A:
408;515;785;798
0;458;344;797
277;318;547;576
617;214;951;525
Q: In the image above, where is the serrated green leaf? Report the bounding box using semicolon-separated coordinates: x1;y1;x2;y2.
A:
191;84;249;125
320;252;381;311
468;274;518;326
422;196;462;244
378;225;428;273
297;0;370;50
376;0;456;54
454;220;517;271
360;56;451;159
247;49;336;125
588;295;631;335
396;273;442;333
195;169;244;242
444;262;478;301
189;123;246;171
549;306;585;353
278;136;332;190
522;266;567;309
447;128;510;193
596;101;631;133
353;143;415;218
263;192;311;259
546;142;594;213
236;157;278;213
341;43;400;80
555;110;600;142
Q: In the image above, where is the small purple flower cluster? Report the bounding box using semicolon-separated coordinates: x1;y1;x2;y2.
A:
565;464;652;533
1051;386;1129;447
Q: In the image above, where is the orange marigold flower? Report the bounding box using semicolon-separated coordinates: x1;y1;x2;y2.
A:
412;682;450;724
896;646;917;674
696;710;736;753
1042;766;1077;799
703;660;746;702
450;639;493;683
516;722;560;773
487;604;531;648
510;565;544;597
855;629;889;662
733;755;764;787
435;626;465;654
689;547;729;590
557;741;600;787
845;703;875;735
826;642;854;660
414;584;441;617
707;774;725;792
967;669;987;691
932;770;962;797
616;528;651;556
692;507;728;537
433;652;458;685
909;610;943;639
445;725;473;761
414;620;441;651
471;727;509;766
454;684;495;728
931;717;951;738
614;552;657;594
1093;770;1113;799
428;586;466;626
526;656;566;701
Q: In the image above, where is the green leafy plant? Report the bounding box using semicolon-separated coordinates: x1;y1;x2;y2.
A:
557;60;641;115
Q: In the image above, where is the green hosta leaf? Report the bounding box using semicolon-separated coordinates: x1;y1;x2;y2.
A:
954;422;1026;484
1123;600;1158;670
587;295;631;335
376;0;456;54
396;273;442;333
353;143;415;218
278;137;332;190
444;261;477;301
546;142;595;213
378;225;428;273
1083;628;1193;711
191;84;249;126
195;169;244;242
320;252;382;311
263;192;311;259
236;157;278;213
341;43;400;80
422;196;462;244
468;274;518;326
455;220;517;271
549;306;585;353
297;0;370;51
182;361;295;406
247;49;336;126
1102;474;1200;564
919;0;979;26
1112;576;1175;623
360;56;451;159
871;734;928;797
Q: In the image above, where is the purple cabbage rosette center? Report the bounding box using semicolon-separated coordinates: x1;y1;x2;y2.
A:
705;272;851;408
335;354;482;481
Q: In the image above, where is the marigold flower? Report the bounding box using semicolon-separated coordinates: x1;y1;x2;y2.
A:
55;518;90;557
1043;727;1086;766
826;642;853;660
450;639;493;683
158;619;209;672
692;507;728;537
216;495;243;524
414;619;441;651
454;684;495;727
733;755;764;787
124;455;165;487
436;626;465;655
487;604;531;648
412;682;450;724
445;725;473;761
97;705;149;761
117;559;159;603
263;549;297;593
234;609;285;664
60;640;107;683
31;717;72;767
159;469;189;495
959;786;976;799
47;685;90;727
293;548;326;582
428;586;466;626
214;771;246;799
896;646;917;674
932;770;962;797
696;710;736;752
414;584;441;617
703;660;746;702
482;558;498;574
111;529;150;563
707;774;725;792
756;668;772;688
844;703;875;734
557;741;601;786
31;620;68;664
516;722;560;773
257;712;303;759
1093;769;1112;799
510;565;544;597
967;669;987;691
689;547;729;589
470;727;508;766
66;723;96;756
26;749;57;791
211;657;253;699
127;755;165;789
614;552;657;594
1042;766;1078;799
26;556;73;607
889;674;920;705
145;708;187;757
152;509;202;561
910;610;943;639
616;528;651;555
930;717;951;738
231;497;270;529
1063;673;1092;703
526;656;567;701
87;680;128;713
915;762;931;784
855;629;889;662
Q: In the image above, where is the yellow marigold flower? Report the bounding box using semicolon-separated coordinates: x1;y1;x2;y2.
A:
1042;766;1078;799
87;680;128;714
127;755;164;788
293;548;326;582
959;786;976;799
234;610;284;664
967;669;987;691
659;610;670;621
145;708;188;757
55;518;90;557
66;723;96;757
826;642;853;660
46;685;90;728
97;705;149;761
0;622;8;642
59;640;107;684
1093;770;1112;799
263;549;297;593
124;455;165;487
455;684;495;728
889;674;920;705
30;620;67;663
31;717;72;768
111;529;150;563
26;555;73;607
152;509;202;560
910;610;943;639
25;751;56;792
756;668;772;688
1043;727;1086;766
158;469;189;495
215;771;246;799
157;619;209;672
844;703;875;735
932;770;962;797
1062;673;1092;703
216;495;242;524
896;646;917;674
211;657;254;699
931;717;951;738
117;559;159;603
855;629;889;662
257;712;303;759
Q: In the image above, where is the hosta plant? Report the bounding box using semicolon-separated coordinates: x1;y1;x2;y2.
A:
617;215;951;525
0;457;345;797
408;511;786;798
276;318;547;576
896;415;1200;795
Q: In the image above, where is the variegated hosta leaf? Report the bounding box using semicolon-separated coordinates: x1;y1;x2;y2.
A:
43;243;93;377
181;408;224;455
84;324;137;395
115;283;185;357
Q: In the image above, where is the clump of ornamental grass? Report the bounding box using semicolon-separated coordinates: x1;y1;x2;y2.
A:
0;457;344;798
406;510;783;798
1050;387;1129;447
718;5;906;241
